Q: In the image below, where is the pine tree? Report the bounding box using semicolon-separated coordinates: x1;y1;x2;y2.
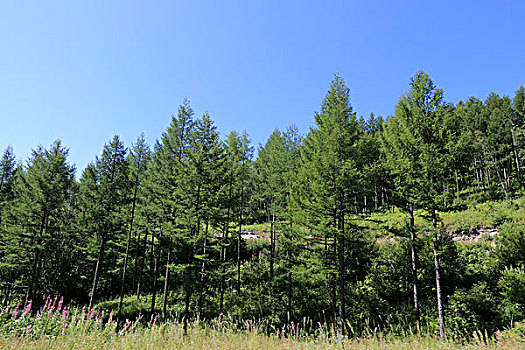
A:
295;75;361;334
0;146;17;228
9;141;76;303
84;135;130;310
116;133;151;328
382;70;450;339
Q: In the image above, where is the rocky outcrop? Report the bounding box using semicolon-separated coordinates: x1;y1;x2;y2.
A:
449;227;499;242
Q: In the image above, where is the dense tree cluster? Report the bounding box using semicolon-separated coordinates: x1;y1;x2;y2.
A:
1;72;525;337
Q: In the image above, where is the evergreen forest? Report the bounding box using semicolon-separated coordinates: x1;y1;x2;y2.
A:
2;70;525;340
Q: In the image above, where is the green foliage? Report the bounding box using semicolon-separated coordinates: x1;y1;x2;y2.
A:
495;222;525;268
498;266;525;324
448;282;501;336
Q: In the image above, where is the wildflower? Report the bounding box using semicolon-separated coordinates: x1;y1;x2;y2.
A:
57;297;64;313
152;316;157;326
62;306;69;321
119;319;132;335
218;313;223;329
88;306;96;319
13;303;20;319
23;300;32;315
291;321;296;336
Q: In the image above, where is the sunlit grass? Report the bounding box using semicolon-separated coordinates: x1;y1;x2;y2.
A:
1;298;523;349
0;324;522;349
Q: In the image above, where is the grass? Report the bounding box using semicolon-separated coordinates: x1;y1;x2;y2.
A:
0;323;523;349
1;298;523;349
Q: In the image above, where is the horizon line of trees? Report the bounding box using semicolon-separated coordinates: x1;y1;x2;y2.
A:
1;71;525;338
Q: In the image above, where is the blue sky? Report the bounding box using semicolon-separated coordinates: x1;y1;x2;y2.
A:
1;0;524;175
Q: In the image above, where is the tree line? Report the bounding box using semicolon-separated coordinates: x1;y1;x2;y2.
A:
1;71;525;337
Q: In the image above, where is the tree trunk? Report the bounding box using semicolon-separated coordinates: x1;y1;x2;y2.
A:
237;159;246;294
150;232;162;315
117;169;140;329
408;202;420;329
198;222;208;317
287;223;293;318
269;200;275;295
136;229;148;300
332;212;337;324
337;202;345;335
511;127;521;186
183;256;192;336
455;168;460;199
432;208;446;341
374;184;378;211
162;237;172;319
132;230;140;294
219;171;234;314
89;233;106;310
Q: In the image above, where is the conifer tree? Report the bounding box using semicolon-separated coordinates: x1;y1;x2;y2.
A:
382;70;450;339
9;141;76;303
84;136;130;310
0;146;17;228
295;75;361;334
116;133;150;328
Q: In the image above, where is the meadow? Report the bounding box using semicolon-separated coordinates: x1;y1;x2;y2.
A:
1;298;524;349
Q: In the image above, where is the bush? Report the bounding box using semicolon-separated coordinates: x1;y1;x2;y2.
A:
498;265;525;326
447;282;501;337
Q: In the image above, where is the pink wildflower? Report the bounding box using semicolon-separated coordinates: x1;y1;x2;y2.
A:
57;297;63;313
23;300;32;315
218;313;223;328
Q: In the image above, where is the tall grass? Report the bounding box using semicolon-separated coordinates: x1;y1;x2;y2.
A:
1;298;523;349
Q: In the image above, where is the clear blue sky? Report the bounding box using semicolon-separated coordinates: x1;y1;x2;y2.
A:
1;0;524;176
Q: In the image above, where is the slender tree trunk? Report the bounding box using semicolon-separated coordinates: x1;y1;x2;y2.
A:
161;237;173;319
132;230;140;293
3;283;11;307
431;208;446;341
374;184;378;211
331;212;337;324
237;158;246;294
198;222;208;317
474;157;481;189
150;232;162;315
455;168;460;199
408;202;420;330
337;200;345;335
136;228;148;299
27;213;47;304
269;200;275;295
89;233;106;310
117;169;140;329
183;250;192;336
511;127;521;186
219;213;229;314
219;173;234;314
287;222;293;318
